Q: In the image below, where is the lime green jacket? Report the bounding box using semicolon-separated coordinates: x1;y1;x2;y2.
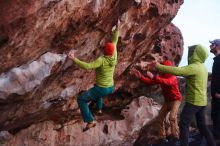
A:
156;45;209;106
73;29;119;88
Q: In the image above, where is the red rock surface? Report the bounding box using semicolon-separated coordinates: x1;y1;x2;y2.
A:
3;97;161;146
0;0;184;145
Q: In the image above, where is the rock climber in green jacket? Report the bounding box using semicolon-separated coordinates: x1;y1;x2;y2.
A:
149;44;216;146
68;26;119;132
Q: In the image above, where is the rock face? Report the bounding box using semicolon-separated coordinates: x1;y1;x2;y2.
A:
0;0;184;145
4;97;161;146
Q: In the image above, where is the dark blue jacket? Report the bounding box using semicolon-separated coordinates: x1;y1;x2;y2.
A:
211;54;220;98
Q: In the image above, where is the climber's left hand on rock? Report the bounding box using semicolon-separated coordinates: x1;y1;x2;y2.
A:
68;50;75;60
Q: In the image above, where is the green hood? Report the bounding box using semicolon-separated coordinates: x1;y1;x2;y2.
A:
104;55;117;67
188;44;209;64
156;44;209;106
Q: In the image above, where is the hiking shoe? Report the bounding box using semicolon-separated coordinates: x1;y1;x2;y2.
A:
82;122;96;132
160;138;169;143
167;134;179;142
168;137;179;143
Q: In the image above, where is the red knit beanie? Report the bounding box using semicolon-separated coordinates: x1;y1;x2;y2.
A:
104;42;115;56
161;60;173;66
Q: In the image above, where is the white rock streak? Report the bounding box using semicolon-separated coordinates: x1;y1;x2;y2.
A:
0;52;66;99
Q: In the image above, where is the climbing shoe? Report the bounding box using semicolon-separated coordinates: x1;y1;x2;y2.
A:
82;122;96;132
94;110;103;116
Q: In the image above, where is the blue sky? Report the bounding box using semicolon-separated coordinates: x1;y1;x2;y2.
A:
172;0;220;72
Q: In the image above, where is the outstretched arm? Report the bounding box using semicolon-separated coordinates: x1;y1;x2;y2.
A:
156;64;195;76
111;25;119;60
155;76;176;86
130;68;156;85
73;57;103;70
112;28;119;46
140;75;157;85
68;50;103;70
